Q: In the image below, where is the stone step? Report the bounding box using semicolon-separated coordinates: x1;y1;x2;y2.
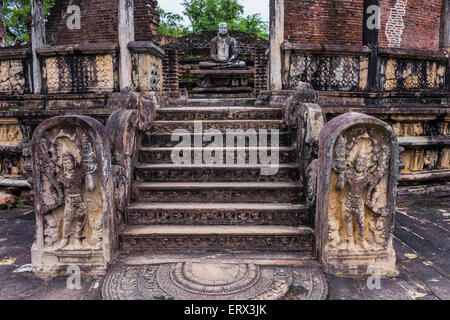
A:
142;132;293;148
156;107;282;121
132;182;303;203
183;98;257;107
138;146;296;163
119;225;314;253
149;120;287;132
134;164;300;182
126;202;309;225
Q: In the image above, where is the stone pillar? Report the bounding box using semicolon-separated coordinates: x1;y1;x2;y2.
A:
30;0;45;94
118;0;135;90
269;0;284;90
314;113;400;276
441;0;450;49
31;116;117;275
162;48;179;98
363;0;380;92
254;47;269;96
441;0;450;92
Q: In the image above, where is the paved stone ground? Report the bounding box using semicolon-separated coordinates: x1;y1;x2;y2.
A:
0;198;448;300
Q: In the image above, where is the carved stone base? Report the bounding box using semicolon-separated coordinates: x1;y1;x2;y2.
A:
322;249;396;276
102;262;328;300
31;242;108;275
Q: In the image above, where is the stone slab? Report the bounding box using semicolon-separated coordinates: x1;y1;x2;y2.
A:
102;260;327;300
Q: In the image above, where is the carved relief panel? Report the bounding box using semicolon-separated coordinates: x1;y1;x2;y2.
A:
0;59;27;94
42;54;117;94
31;116;116;274
132;53;163;92
315;113;399;276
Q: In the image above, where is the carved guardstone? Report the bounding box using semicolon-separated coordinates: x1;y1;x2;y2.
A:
315;113;400;276
31;116;117;275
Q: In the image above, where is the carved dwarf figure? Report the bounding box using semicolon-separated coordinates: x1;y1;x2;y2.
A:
56;152;93;250
199;22;246;70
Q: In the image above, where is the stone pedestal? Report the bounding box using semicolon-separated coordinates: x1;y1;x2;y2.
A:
191;69;253;98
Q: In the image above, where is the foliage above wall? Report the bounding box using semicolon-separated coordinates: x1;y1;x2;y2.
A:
1;0;55;46
158;0;269;40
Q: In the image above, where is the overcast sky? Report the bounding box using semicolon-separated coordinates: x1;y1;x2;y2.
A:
158;0;269;26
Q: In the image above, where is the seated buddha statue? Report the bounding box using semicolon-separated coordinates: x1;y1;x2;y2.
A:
199;22;247;70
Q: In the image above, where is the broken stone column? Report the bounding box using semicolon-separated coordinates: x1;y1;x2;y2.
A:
314;113;400;276
31;116;117;275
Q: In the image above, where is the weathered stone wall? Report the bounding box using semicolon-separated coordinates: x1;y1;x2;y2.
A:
284;0;444;51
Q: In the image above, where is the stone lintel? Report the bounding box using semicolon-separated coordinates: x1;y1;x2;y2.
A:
378;47;449;61
0;47;31;61
282;43;371;56
128;41;165;58
37;43;119;56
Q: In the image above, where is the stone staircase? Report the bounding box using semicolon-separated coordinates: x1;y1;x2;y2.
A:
119;98;314;253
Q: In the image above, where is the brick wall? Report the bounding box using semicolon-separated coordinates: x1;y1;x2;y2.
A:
134;0;160;42
379;0;442;50
284;0;444;50
46;0;159;46
284;0;365;46
46;0;119;45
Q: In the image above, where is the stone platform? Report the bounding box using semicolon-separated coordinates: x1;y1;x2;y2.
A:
191;69;254;98
0;198;449;300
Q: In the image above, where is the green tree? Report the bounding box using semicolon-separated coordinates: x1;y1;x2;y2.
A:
181;0;268;39
157;6;189;37
2;0;55;46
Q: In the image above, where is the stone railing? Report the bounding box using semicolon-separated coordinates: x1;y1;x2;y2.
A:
282;43;372;92
282;43;450;96
378;48;448;92
38;43;120;94
0;47;31;96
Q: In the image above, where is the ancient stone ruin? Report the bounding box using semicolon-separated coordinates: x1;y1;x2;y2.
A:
0;0;448;300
